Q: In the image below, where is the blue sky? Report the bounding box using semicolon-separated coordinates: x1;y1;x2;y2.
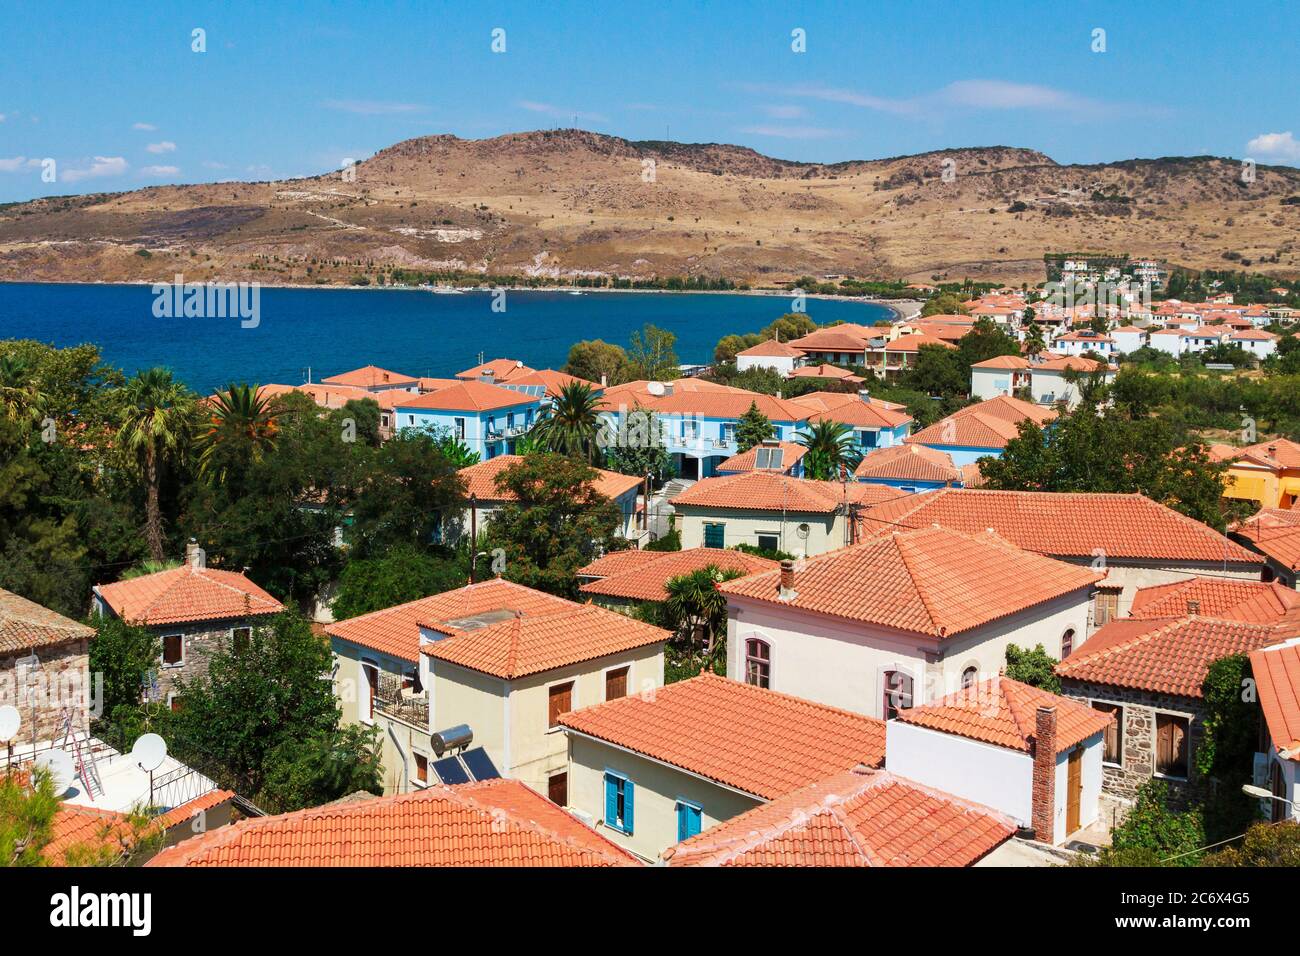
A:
1;0;1297;202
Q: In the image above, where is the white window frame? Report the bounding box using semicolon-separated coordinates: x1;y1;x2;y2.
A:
1151;707;1193;781
229;625;252;651
160;632;185;669
545;677;576;732
359;657;381;726
602;662;632;702
411;749;430;788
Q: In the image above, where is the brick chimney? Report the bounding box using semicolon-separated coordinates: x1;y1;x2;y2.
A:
778;559;798;602
1187;599;1200;616
1031;705;1057;844
185;538;205;569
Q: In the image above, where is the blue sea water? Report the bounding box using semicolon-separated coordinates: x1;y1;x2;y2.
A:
0;283;895;392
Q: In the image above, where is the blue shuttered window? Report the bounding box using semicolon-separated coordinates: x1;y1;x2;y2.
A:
703;522;725;548
676;801;702;841
604;771;634;834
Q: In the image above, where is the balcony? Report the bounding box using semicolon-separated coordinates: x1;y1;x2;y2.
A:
486;423;529;440
374;672;429;727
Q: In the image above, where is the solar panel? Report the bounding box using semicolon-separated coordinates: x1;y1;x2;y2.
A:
754;447;783;470
460;747;500;781
432;756;470;785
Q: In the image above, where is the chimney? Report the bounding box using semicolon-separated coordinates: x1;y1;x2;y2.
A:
1187;599;1200;616
600;373;608;387
1031;706;1057;844
778;559;799;602
858;389;871;404
185;538;205;569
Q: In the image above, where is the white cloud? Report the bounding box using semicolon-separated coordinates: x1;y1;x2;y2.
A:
201;160;229;170
145;141;176;154
1246;131;1300;162
737;124;841;140
140;165;179;176
132;122;157;131
0;156;27;172
761;104;807;120
61;156;128;182
0;113;6;123
517;100;608;123
323;98;424;115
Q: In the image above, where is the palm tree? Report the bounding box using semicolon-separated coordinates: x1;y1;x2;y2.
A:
528;381;602;463
663;565;745;669
116;368;194;562
196;383;279;484
796;419;861;480
0;354;47;424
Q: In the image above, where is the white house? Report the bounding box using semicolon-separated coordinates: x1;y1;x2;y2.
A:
1051;330;1116;358
885;676;1112;845
1231;329;1279;359
1027;356;1115;409
719;525;1101;718
1110;326;1148;354
1249;638;1300;823
735;338;805;374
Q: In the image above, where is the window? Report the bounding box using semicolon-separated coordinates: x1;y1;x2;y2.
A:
548;772;568;806
756;533;779;553
1094;590;1120;627
168;694;184;714
413;752;428;785
1060;628;1076;659
605;666;628;701
548;681;574;728
231;627;251;652
745;638;770;688
703;522;725;548
882;670;913;720
507;412;515;430
604;772;634;834
1092;701;1123;766
454;417;465;440
722;422;735;444
676;801;703;841
362;661;379;720
961;666;978;689
162;634;183;667
682;418;698;440
408;414;415;426
1155;713;1190;778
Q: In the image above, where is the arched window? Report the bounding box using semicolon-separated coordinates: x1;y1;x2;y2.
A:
882;670;913;720
1061;628;1076;659
745;638;770;688
961;666;979;689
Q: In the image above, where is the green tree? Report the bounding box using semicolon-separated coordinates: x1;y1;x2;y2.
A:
920;292;970;317
0;767;59;866
89;617;161;736
116;368;195;561
796;419;861;480
529;381;603;463
332;544;467;619
1004;643;1062;692
258;724;384;814
1096;780;1206;866
904;344;967;400
626;324;679;381
662;565;746;666
734;402;775;453
484;453;620;597
1205;821;1300;866
347;429;466;557
0;354;47;424
957;318;1020;369
564;339;629;385
432;430;479;468
603;405;673;483
195;382;279;488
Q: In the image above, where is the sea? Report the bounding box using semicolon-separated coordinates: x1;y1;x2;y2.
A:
0;283;895;392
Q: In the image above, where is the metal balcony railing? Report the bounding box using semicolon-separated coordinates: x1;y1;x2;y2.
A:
374;672;429;727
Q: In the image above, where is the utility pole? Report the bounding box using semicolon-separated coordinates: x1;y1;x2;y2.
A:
468;494;478;583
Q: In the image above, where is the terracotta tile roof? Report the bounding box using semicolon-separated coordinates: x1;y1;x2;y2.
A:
507;368;600;396
720;525;1100;639
576;549;666;578
154;789;237;830
843;483;911;507
789;390;908;413
459;455;641;502
973;355;1031;372
43;804;136;864
1032;355;1112;373
0;587;94;654
877;332;957;352
1129;577;1300;623
858;488;1261;564
320;365;418;389
395;380;540;413
897;676;1114;753
788;364;864;382
671;471;862;514
802;394;912;429
417;377;461;392
578;548;777;602
662;767;1015;867
255;381;402;411
455;358;537;382
1250;639;1300;761
1056;616;1288;697
855;444;963;484
558;673;885;800
789;324;875;352
146;779;637;867
1216;438;1300;470
737;339;805;358
1238;524;1300;571
96;566;283;627
623;389;812;422
1231;329;1279;341
905;396;1055;450
421;602;668;679
717;441;808;474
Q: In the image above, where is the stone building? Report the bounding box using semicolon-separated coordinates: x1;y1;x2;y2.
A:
93;547;283;709
0;588;96;746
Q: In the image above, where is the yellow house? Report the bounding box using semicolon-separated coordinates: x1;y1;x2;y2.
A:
327;578;668;800
1212;438;1300;510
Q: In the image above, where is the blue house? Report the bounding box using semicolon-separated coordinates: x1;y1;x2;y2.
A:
394;380;543;460
904;395;1057;466
787;390;913;457
853;444;967;494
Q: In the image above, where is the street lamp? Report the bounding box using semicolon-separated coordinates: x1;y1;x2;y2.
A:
1241;783;1290;804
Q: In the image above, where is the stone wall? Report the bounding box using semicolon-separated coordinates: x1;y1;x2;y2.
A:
1061;678;1206;809
149;617;268;704
0;639;91;745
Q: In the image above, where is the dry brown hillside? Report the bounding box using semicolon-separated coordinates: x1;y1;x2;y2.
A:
2;129;1298;287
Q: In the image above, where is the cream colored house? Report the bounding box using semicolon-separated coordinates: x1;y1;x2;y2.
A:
558;673;886;862
718;526;1102;718
327;578;668;799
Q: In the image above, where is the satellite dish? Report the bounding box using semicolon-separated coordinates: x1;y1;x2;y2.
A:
0;705;19;743
131;733;168;772
35;749;75;794
796;523;811;540
646;381;666;396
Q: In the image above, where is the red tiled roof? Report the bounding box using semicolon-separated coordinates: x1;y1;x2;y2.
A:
1215;437;1300;470
789;324;875;352
622;389;812;422
788;364;864;382
789;390;908;413
858;488;1261;564
971;355;1030;370
559;673;885;799
802;393;912;429
455;358;537;382
394;380;540;413
320;365;418;389
716;441;807;474
575;549;665;578
897;676;1113;753
1250;639;1300;761
905;396;1055;450
855;444;963;484
662;767;1014;867
578;548;777;602
1056;616;1287;697
0;587;94;654
737;339;805;358
43;804;136;864
878;332;957;352
459;455;641;502
507;368;600;397
1238;524;1300;571
1129;577;1300;623
96;566;283;627
719;525;1100;639
671;471;846;514
146;779;637;867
